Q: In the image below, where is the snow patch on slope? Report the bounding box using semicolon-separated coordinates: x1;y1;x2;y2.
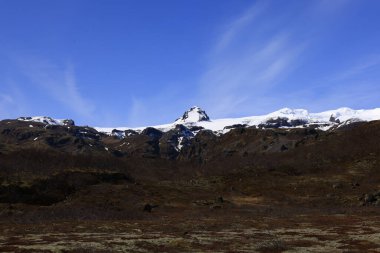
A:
95;107;380;135
175;106;210;124
18;116;75;126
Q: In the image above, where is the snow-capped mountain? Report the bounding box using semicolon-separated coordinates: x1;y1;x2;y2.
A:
17;116;75;126
95;106;380;135
175;106;210;124
16;106;380;136
8;106;380;154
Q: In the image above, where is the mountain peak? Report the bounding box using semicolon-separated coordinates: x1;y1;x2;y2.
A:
17;116;75;126
175;106;210;123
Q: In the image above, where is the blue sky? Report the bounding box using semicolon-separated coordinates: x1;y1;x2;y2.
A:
0;0;379;126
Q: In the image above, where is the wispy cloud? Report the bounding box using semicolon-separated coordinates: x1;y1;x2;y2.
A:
13;57;95;119
0;93;14;117
331;56;380;81
313;56;380;109
198;3;307;117
126;97;147;127
125;84;195;127
0;81;29;119
196;0;354;118
0;94;13;104
214;2;266;52
273;54;380;111
316;0;351;13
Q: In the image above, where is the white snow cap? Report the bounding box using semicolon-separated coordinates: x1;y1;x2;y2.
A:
18;116;63;125
266;108;309;120
175;106;210;123
17;116;74;126
44;106;379;135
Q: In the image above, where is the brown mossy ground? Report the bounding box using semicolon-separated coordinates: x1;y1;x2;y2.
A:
0;120;380;251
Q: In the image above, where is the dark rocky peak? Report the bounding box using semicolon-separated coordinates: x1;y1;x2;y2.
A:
159;125;195;160
258;117;308;129
173;124;194;137
174;124;189;132
188;125;205;132
224;124;248;130
72;126;101;140
259;117;291;128
141;127;163;139
175;106;210;123
125;129;139;137
62;119;75;126
329;115;340;124
195;129;217;139
111;129;125;139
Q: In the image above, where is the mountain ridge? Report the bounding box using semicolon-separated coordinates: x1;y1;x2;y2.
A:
12;106;380;135
96;106;380;134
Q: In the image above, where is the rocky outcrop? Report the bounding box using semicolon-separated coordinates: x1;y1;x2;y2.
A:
159;124;194;159
62;119;75;126
111;129;125;139
258;117;308;129
141;127;163;140
175;106;210;123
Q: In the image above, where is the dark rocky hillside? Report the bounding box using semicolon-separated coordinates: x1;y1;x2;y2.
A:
0;118;380;251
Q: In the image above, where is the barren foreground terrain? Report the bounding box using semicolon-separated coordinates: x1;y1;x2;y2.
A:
0;120;380;252
1;209;380;252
